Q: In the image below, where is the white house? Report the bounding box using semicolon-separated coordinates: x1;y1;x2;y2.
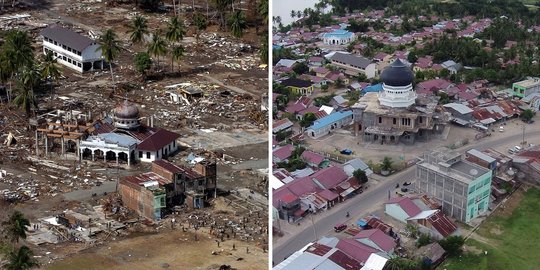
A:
322;30;355;45
329;53;377;78
41;25;104;72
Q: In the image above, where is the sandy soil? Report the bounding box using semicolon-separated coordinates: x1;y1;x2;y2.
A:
44;229;268;270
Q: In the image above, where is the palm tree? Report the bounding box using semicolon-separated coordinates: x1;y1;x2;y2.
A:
166;16;186;44
13;64;39;116
257;0;268;23
4;246;39;270
290;10;296;19
97;29;121;91
296;10;302;18
2;30;34;102
384;256;418;270
2;211;30;245
40;51;61;93
171;45;185;73
128;15;149;45
259;34;268;64
147;33;168;68
212;0;233;30
275;16;282;25
228;10;247;38
193;12;207;45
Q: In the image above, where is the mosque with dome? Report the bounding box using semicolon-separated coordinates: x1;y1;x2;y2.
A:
79;100;180;166
352;59;450;144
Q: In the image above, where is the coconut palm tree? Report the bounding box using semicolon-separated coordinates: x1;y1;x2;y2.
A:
2;211;30;245
165;16;186;44
257;0;268;23
2;29;34;102
4;246;39;270
290;10;296;19
171;45;185;73
40;51;61;93
275;16;282;25
147;32;168;68
193;12;207;46
212;0;233;30
97;29;121;91
228;10;247;38
259;34;268;64
128;15;149;45
13;64;39;116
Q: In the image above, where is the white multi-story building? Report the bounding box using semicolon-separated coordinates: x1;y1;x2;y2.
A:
41;25;104;73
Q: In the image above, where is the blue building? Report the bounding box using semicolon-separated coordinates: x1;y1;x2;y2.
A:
322;30;355;45
305;111;354;139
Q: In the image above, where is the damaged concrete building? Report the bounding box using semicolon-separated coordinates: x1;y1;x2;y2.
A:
120;159;217;220
34;100;180;166
352;59;449;144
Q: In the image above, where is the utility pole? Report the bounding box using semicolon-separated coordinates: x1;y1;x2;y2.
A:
309;205;318;241
522;124;526;147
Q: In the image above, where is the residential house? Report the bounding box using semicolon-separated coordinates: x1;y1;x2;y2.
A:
512;146;540;185
443;103;474;125
276;59;298;69
281;78;314;95
342;158;373;177
353;229;397;254
465;149;497;171
329;53;377;78
441;60;462;74
120;172;168;220
273;144;294;162
41;25;104;72
305;111;354;139
330;95;348;108
336;238;387;265
301;150;326;168
273;118;294;134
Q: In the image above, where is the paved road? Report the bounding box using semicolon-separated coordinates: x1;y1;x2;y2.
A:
273;127;540;264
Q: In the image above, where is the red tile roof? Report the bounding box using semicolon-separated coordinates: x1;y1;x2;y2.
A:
385;197;422;217
328;250;362;270
137;128;180;151
310;166;349;189
317;189;339;201
123;172;171;187
272;144;294;160
272;186;297;207
287;176;321;197
354;229;397;252
301;150;325;165
428;210;458;237
367;217;393;234
153;160;202;179
336;238;379;264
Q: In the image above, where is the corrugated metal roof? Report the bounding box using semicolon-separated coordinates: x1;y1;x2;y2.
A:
467;149;496;163
308;111;353;131
41;25;94;52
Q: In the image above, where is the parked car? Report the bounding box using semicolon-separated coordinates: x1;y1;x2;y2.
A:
334;223;347;232
400;187;409;192
340;149;353;155
499;126;504;132
403;182;412;186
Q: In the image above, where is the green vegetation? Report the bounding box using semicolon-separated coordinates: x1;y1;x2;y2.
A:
97;29;121;90
443;188;540;270
276;146;307;172
381;157;393;172
133;52;152;78
128;15;149;44
228;10;248;38
384;256;418;270
521;109;535;122
300;112;317;128
314;94;335;107
353;169;368;184
417;233;432;247
438;235;465;256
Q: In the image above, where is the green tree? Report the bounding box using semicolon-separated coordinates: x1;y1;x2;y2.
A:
292;62;309;75
259;33;268;64
381;156;393;172
407;51;418;63
166;16;186;45
97;29;121;91
128;15;149;44
133;52;152;78
40;51;61;93
353;169;368;184
4;246;39;270
228;10;247;38
2;211;30;245
13;64;40;116
355;73;367;82
439;68;450;78
193;12;207;45
415;70;425;81
257;0;268;23
384;256;418;270
171;45;185;73
438;235;465;256
147;33;168;67
300;112;317;128
417;233;432;247
1;30;34;102
212;0;233;30
521;109;534;122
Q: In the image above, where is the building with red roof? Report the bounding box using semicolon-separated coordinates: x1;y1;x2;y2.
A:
354;229;397;253
385;196;422;223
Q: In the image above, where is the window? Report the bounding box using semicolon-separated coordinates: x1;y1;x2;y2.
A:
419;117;423;123
139;151;143;158
378;117;382;123
146;152;150;159
198;180;204;186
393;118;396;125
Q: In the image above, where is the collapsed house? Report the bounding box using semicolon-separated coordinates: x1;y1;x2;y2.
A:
119;159;217;220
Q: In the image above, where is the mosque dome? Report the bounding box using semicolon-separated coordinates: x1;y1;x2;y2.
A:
114;100;139;119
380;59;414;87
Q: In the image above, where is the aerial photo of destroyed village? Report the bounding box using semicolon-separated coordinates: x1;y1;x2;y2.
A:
0;0;269;269
271;0;540;269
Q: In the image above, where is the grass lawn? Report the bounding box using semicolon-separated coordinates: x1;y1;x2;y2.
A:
442;187;540;270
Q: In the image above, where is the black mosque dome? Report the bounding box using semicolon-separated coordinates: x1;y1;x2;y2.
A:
380;59;414;87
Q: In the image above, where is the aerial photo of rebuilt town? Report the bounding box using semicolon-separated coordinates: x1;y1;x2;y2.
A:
272;0;540;269
0;0;269;269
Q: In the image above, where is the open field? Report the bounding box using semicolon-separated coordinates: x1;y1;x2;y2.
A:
441;187;540;270
45;230;267;270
